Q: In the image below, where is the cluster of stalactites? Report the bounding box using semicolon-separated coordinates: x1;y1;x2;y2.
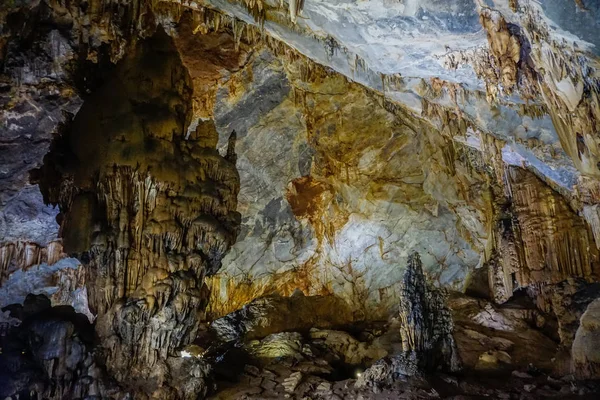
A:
287;0;305;24
194;0;304;27
477;5;600;178
98;271;205;371
497;169;598;298
397;252;460;372
82;137;239;390
91;165;237;309
0;240;64;283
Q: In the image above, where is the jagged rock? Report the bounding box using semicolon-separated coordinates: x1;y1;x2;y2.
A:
450;292;558;372
0;258;93;322
282;371;302;393
524;384;536;393
354;354;419;390
472;303;520;332
246;332;304;360
309;328;387;366
313;381;332;397
0;295;119;398
354;253;460;390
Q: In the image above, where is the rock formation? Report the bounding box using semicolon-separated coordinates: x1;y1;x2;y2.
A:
0;295;119;399
37;28;240;398
210;291;353;342
356;252;459;390
572;298;600;379
397;252;460;373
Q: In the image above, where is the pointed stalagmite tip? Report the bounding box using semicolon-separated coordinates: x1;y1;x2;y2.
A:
226;130;237;164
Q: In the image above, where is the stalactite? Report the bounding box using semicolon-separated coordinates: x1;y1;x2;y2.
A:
0;240;65;283
508;168;599;286
289;0;305;24
30;28;241;399
479;8;521;96
486;165;600;306
583;205;600;250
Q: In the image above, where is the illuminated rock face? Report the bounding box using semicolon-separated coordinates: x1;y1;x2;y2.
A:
208;51;486;319
489;167;600;303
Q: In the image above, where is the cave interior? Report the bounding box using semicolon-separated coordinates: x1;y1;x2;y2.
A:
2;1;600;399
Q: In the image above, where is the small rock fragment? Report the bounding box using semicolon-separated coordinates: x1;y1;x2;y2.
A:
512;370;533;379
282;372;302;393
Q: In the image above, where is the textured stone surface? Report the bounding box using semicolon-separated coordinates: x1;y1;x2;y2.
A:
201;0;599;185
207;50;485;319
0;257;93;321
398;252;460;372
0;295;119;399
210;292;354;342
37;28;240;398
572;298;600;379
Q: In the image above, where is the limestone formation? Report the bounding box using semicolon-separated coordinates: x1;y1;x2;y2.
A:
397;253;460;373
572;298;600;379
0;295;119;399
40;29;240;398
0;240;64;284
354;252;460;391
210;292;353;342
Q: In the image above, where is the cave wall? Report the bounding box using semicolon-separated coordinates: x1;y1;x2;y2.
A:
206;50;488;319
1;0;599;321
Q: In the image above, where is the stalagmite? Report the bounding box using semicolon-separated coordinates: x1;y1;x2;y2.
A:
397;252;460;372
356;253;460;390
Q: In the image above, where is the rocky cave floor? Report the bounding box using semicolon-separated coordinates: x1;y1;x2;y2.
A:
193;291;600;400
3;267;600;399
211;362;600;400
